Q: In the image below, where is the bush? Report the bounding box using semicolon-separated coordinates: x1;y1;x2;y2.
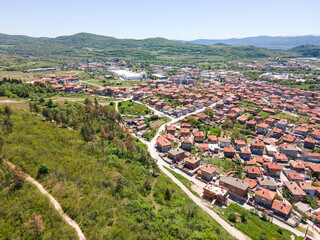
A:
38;163;49;177
228;213;237;222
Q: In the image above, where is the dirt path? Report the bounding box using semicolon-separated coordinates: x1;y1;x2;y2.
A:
4;160;86;240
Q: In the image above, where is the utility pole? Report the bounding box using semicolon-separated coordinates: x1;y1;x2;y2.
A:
305;226;309;238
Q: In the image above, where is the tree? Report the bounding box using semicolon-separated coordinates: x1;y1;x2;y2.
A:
188;116;197;126
4;106;12;118
47;99;54;108
0;135;5;154
37;163;49;178
228;213;237;222
261;212;268;221
165;187;172;200
25;213;46;235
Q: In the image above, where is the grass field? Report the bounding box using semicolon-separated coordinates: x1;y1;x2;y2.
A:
119;100;151;116
216;203;303;240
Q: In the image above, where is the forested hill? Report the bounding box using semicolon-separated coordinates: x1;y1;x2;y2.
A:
0;32;296;61
289;45;320;57
177;35;320;50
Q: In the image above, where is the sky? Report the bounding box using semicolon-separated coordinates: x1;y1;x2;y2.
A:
1;0;320;40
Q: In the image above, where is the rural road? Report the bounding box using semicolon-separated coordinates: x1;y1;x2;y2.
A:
138;102;251;240
4;160;86;240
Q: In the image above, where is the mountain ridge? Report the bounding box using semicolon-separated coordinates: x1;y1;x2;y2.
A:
175;35;320;50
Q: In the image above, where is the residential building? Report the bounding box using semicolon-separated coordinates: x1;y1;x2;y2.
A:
271;200;292;219
283;181;306;202
257;123;269;135
246;166;262;179
224;147;236;158
257;176;277;191
156;136;172;152
240;147;251;160
298;182;316;199
254;187;276;208
266;162;282;177
219;176;250;199
184;155;200;170
200;165;217;182
202;183;228;205
181;137;193;151
168;148;185;162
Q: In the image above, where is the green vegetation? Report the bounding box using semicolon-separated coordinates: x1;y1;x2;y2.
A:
210;158;236;174
218;203;302;240
165;167;199;197
0;162;77;239
119;100;151;116
0;78;56;99
0;33;296;66
0;102;234;239
238;100;257;109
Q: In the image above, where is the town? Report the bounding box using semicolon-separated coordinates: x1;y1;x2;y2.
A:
17;57;320;238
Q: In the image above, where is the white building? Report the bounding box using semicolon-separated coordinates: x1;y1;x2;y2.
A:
108;68;147;80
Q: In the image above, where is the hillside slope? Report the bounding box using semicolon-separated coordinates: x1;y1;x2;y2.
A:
0;32;296;61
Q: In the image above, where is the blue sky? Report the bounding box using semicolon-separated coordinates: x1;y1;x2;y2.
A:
1;0;320;40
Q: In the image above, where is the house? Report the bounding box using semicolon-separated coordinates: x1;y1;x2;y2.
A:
224;147;236;158
298;182;316;199
184;155;200;170
301;152;320;163
180;128;191;138
166;125;177;135
273;153;289;163
283;181;306;202
257;176;277;191
168;148;185;162
219;138;231;148
308;163;320;176
289;160;305;173
208;135;218;144
266;162;282;177
200;165;217;182
181;137;193;151
240;147;251;160
280;144;299;159
272;128;282;138
246;166;262;179
256;123;269;135
294;202;312;215
251;138;265;155
247;120;257;128
283;134;295;144
265;145;278;156
293;126;308;137
304;138;316;150
194;131;205;142
244;178;258;190
271;200;292;219
156;136;172;152
202;183;228;205
208;144;219;153
219;176;249;199
277;119;288;130
254;187;276;208
287;172;304;182
235;140;247;150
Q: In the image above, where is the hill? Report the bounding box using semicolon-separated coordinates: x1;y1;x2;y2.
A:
289;44;320;57
0;101;235;240
0;32;296;62
177;35;320;50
